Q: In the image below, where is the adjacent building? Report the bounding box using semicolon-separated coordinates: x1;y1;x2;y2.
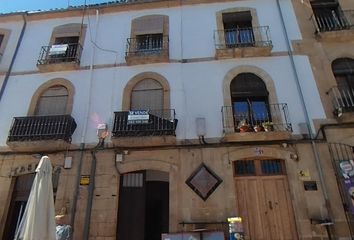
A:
0;0;353;239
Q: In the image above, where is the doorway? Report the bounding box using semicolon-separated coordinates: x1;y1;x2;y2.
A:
3;173;35;240
234;159;298;240
117;170;169;240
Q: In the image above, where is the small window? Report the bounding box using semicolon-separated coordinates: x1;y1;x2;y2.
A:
35;85;68;116
234;160;256;176
261;159;284;175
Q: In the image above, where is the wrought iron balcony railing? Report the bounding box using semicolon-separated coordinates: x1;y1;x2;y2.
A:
112;109;177;137
221;103;292;133
37;43;83;65
125;35;169;57
311;10;354;33
327;86;354;115
8;115;77;142
214;26;272;49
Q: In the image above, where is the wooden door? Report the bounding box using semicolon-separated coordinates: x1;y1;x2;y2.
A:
234;159;297;240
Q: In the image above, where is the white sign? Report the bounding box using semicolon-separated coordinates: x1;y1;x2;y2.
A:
128;110;149;124
49;44;68;55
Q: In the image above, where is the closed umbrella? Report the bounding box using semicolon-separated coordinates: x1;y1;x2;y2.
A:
14;156;56;240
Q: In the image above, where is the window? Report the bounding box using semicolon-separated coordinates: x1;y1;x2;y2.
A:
310;0;348;32
332;58;354;90
230;73;269;128
222;11;254;47
131;79;163;110
34;85;68;116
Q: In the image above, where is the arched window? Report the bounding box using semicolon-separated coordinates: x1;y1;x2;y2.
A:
34;85;68;116
332;58;354;90
230;73;269;127
131;79;163;110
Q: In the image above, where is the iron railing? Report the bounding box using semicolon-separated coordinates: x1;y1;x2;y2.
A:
214;26;272;49
8;115;77;142
221;103;292;133
125;35;169;57
328;143;354;237
37;43;83;65
311;10;354;33
112;109;177;137
327;86;354;114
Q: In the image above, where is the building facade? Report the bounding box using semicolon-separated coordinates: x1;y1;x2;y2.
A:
0;0;352;239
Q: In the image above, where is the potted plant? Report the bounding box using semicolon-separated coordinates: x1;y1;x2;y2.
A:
262;121;273;132
253;124;263;132
238;119;249;132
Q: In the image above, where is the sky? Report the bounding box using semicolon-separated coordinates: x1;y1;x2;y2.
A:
0;0;112;14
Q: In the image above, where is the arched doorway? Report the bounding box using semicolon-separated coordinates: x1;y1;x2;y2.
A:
233;158;297;239
117;170;169;240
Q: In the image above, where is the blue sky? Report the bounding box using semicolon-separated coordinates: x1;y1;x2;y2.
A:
0;0;111;14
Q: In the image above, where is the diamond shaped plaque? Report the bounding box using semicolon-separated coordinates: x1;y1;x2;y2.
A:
186;163;222;201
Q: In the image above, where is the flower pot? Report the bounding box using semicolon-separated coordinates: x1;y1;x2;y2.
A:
254;125;263;132
239;125;249;132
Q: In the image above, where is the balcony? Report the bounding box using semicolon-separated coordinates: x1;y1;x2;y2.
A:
221;104;292;142
112;109;177;147
7;115;77;152
214;26;272;59
310;10;354;40
37;43;83;72
125;35;169;65
327;86;354;117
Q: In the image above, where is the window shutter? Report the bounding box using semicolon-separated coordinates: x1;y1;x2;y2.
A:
131;79;163;110
132;15;164;35
35;85;68;116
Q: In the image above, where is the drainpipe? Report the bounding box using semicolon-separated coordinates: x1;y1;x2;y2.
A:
275;0;333;225
0;13;27;102
82;8;99;240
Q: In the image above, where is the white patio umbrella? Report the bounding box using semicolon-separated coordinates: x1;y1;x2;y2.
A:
14;156;56;240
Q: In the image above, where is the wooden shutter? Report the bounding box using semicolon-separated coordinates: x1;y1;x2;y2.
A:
132;15;164;35
35;85;68;116
131;79;163;110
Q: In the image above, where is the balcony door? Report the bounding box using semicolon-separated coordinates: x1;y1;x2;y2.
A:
230;73;270;129
34;85;68;116
222;11;254;47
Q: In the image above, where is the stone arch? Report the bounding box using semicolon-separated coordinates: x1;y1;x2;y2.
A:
122;72;170;110
116;159;175;174
223;65;278;107
27;78;75;115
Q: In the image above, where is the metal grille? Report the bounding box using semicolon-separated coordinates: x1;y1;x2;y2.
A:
328;143;354;238
8;115;77;142
261;160;284;175
122;173;144;187
126;35;169;57
234;160;256;176
221;103;292;133
214;26;272;49
311;9;354;33
37;43;83;65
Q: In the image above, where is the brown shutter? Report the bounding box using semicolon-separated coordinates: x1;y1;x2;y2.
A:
132;15;164;35
131;79;163;110
35;85;68;116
